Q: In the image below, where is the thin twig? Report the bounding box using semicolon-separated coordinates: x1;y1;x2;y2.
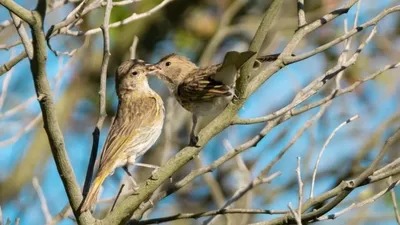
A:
0;50;15;112
65;0;175;36
10;13;33;59
203;171;282;225
129;36;139;59
258;102;331;178
310;115;359;198
296;157;303;225
137;208;287;225
82;0;112;197
111;0;141;6
375;158;400;175
32;177;52;224
316;179;400;221
110;184;125;213
0;51;27;76
0;39;23;51
390;177;400;225
288;203;301;225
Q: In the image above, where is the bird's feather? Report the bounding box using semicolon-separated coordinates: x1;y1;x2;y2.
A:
214;51;256;86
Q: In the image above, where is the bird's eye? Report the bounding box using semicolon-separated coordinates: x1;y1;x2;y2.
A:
166;62;171;67
132;71;138;76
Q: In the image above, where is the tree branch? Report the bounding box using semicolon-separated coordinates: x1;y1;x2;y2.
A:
0;51;27;76
82;0;112;201
10;12;33;59
0;0;35;25
136;208;287;225
1;0;95;223
236;0;283;99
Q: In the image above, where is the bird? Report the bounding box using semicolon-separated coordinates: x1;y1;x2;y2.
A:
147;51;281;145
80;59;165;212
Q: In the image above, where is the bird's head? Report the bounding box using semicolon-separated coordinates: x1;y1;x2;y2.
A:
116;59;155;97
147;53;197;90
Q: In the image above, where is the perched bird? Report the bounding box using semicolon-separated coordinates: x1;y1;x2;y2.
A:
148;51;280;144
80;59;165;212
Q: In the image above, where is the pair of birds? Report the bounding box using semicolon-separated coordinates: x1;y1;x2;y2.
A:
80;51;280;212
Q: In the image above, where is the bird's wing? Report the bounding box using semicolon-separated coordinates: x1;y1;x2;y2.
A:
98;98;162;173
178;67;232;102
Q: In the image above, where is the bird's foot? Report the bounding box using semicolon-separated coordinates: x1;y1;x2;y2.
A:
189;135;200;147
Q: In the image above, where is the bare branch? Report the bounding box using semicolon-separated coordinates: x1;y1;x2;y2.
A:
0;51;27;76
310;115;359;198
10;13;33;59
297;0;306;28
17;1;93;222
390;177;400;225
82;0;112;199
32;177;52;224
111;0;142;7
296;157;303;225
129;36;139;59
0;0;35;25
236;25;378;125
64;0;175;36
316;178;400;221
0;51;15;111
0;39;23;51
0;206;3;225
250;128;400;225
286;4;399;64
137;208;287;225
288;203;301;225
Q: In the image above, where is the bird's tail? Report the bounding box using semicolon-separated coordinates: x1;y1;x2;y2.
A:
80;171;108;212
215;51;256;86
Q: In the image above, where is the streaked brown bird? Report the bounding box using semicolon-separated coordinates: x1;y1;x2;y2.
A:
80;59;165;212
148;51;280;144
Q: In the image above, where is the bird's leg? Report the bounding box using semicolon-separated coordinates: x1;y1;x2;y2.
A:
134;163;159;169
189;114;199;146
133;162;160;177
123;165;139;191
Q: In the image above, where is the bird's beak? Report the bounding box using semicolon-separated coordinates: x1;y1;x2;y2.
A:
146;64;163;75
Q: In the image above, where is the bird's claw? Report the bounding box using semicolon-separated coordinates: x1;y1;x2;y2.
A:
189;135;200;147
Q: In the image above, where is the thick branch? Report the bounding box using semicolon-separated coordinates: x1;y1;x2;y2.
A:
9;1;95;224
0;0;35;25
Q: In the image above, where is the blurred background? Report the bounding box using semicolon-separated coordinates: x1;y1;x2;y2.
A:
0;0;399;224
